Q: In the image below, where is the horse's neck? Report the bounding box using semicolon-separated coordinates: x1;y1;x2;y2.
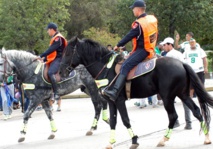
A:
8;53;38;81
86;62;106;79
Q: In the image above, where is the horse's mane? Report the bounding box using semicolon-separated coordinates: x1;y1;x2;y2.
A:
5;50;37;62
66;37;123;65
80;38;110;61
66;37;110;63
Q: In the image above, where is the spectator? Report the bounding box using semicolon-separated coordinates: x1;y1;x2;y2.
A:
162;37;192;130
119;46;128;57
1;75;16;120
175;32;200;53
107;44;113;51
14;78;30;113
0;93;2;111
49;95;62;112
154;41;163;56
183;38;208;97
134;98;147;109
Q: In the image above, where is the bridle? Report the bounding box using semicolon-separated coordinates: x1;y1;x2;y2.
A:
60;45;80;73
61;44;114;79
0;53;14;82
0;52;37;82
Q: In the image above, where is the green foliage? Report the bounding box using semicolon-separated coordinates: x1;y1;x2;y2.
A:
65;0;117;39
146;0;213;44
0;0;70;53
83;27;121;47
108;0;134;36
0;0;213;55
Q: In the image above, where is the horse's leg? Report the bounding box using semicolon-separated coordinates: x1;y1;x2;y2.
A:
18;97;42;142
105;100;118;149
178;94;211;144
116;97;139;149
101;99;109;124
41;99;57;140
157;96;177;147
82;85;104;136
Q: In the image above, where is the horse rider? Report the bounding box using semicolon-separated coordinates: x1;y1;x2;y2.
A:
104;0;158;102
37;22;67;101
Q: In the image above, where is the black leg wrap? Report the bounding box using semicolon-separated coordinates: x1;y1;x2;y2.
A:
20;131;26;135
132;135;139;144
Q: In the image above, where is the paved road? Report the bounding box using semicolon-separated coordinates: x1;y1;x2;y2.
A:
0;96;213;149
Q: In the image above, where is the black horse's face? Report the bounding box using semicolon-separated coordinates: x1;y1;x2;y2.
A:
60;37;82;78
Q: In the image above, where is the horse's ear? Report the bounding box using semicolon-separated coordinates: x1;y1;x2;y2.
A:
0;47;6;55
72;36;79;46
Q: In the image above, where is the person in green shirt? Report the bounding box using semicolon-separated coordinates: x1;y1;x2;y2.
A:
154;41;163;56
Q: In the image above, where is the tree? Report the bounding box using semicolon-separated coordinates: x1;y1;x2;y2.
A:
65;0;117;39
146;0;213;44
108;0;134;37
0;0;70;53
83;27;121;47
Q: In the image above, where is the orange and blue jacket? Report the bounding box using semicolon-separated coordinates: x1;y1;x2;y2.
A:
117;13;158;58
40;32;68;65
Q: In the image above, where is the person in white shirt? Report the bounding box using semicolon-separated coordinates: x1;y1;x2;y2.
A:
183;38;208;97
161;37;192;130
175;32;200;53
162;37;184;62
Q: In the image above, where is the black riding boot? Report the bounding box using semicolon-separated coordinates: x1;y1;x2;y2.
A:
104;74;126;102
49;75;60;101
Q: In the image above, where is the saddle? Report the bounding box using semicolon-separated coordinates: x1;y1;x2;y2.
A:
23;62;77;90
115;57;156;80
115;57;157;98
42;63;76;83
43;64;61;83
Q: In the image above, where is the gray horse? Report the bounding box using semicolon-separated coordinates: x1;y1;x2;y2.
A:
0;48;109;142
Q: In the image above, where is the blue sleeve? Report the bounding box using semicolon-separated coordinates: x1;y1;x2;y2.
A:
117;22;140;47
40;37;62;58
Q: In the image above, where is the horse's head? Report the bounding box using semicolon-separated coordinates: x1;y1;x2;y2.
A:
60;36;112;78
60;36;82;77
0;48;14;82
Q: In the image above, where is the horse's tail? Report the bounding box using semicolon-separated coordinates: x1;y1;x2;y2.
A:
183;63;213;130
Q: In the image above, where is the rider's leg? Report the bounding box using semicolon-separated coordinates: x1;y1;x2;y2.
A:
48;58;61;101
104;49;148;101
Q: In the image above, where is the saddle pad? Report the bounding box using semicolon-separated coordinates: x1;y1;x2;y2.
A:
128;58;156;80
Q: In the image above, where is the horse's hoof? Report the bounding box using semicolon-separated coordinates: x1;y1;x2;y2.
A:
204;140;212;145
104;118;110;124
18;137;25;143
48;134;55;140
130;143;139;149
86;131;93;136
105;144;113;149
157;142;165;147
157;140;165;147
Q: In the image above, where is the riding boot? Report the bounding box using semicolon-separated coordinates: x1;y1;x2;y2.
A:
104;74;126;102
49;75;60;101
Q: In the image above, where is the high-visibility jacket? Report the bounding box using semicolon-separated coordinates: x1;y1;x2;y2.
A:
46;33;68;65
131;15;158;58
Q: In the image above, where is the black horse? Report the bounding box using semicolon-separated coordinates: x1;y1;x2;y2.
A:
60;37;213;149
0;49;109;143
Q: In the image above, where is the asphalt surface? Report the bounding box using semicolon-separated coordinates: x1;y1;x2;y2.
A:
0;94;213;149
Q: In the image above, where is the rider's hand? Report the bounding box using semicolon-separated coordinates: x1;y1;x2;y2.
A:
35;56;44;62
176;34;180;41
204;67;208;74
113;46;119;51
